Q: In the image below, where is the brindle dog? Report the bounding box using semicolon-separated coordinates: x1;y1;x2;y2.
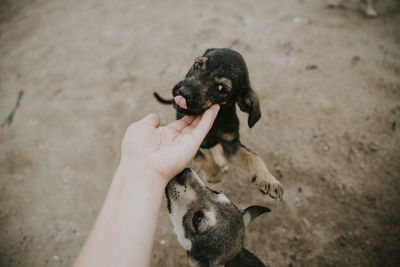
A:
166;168;269;267
154;48;283;200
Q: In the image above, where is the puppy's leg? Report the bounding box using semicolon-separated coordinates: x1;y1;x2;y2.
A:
195;148;223;184
363;0;377;17
209;144;229;173
229;144;283;200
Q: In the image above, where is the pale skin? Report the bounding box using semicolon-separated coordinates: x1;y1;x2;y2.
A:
73;104;220;267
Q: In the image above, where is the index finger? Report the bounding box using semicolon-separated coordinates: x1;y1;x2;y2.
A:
191;105;220;143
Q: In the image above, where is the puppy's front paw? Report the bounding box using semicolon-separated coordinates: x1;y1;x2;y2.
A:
252;175;284;200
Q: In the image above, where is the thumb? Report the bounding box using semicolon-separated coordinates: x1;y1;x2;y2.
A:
139;113;161;128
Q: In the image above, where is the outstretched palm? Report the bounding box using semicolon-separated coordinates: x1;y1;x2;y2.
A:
121;105;219;180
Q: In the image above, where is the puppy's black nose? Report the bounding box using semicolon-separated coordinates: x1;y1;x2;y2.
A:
176;168;192;185
178;86;192;102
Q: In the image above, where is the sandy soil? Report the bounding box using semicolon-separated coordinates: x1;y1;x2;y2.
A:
1;0;400;266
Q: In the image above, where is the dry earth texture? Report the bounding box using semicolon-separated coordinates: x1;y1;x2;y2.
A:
1;0;400;266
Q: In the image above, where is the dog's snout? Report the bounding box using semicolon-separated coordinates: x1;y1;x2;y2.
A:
178;86;192;101
176;168;192;185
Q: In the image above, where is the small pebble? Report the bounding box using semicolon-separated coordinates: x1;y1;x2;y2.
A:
160;240;166;245
351;56;360;65
306;64;318;70
293;17;302;23
323;145;329;151
53;256;59;261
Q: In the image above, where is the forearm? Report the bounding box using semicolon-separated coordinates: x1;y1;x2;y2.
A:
74;160;167;267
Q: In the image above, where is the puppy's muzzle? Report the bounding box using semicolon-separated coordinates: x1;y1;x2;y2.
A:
178;86;192;103
173;82;210;114
165;168;192;213
175;85;197;110
176;167;192;185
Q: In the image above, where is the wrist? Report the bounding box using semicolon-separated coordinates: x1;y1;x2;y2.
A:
116;158;168;188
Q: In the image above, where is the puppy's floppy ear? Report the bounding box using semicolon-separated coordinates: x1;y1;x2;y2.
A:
229;249;265;266
238;87;261;128
242;206;270;227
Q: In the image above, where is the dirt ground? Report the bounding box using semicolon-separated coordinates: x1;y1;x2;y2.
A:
1;0;400;266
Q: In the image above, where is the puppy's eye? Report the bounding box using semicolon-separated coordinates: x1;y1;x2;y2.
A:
192;211;203;230
193;62;202;70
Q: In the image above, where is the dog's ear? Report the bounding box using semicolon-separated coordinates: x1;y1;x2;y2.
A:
227;248;265;266
237;87;261;128
242;206;270;227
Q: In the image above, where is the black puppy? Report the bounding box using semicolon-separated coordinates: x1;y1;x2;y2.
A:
154;48;283;200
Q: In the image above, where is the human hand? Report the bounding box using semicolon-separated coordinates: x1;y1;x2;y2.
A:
120;105;219;182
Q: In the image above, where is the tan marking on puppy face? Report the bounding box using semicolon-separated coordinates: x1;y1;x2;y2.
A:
194;57;208;71
192;207;219;234
214;77;232;92
204;208;217;227
202;100;212;110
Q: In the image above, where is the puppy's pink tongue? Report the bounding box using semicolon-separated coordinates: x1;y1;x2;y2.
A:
174;95;188;109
